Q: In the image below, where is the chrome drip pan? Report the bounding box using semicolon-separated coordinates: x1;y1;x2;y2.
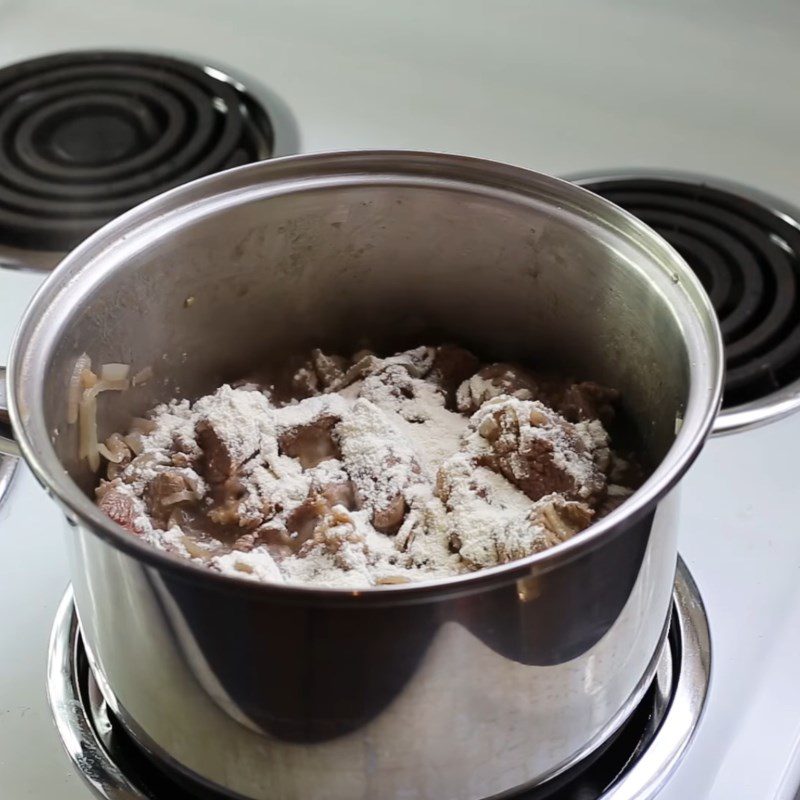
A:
46;559;710;800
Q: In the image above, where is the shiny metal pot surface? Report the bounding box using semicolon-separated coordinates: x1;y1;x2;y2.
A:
3;152;722;799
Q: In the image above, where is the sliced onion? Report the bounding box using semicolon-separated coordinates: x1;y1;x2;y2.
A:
162;490;197;506
130;417;157;434
67;353;91;425
123;433;144;455
97;443;117;462
181;536;213;561
79;393;99;472
376;575;411;585
84;378;130;401
129;452;161;470
100;363;130;382
132;366;154;386
168;509;189;529
183;473;204;496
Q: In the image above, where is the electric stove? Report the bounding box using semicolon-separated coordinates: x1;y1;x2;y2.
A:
1;4;799;799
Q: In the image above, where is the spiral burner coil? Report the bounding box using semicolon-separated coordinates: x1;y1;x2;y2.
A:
574;175;800;412
0;51;274;252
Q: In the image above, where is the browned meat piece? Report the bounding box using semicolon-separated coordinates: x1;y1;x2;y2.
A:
496;495;594;563
291;364;319;398
478;434;572;500
428;345;480;407
534;495;594;541
316;480;356;510
553;381;619;425
278;415;341;468
332;347;435;398
146;470;199;523
289;350;377;398
372;493;407;535
293;346;438;401
347;450;419;535
388;346;435;378
286;494;332;548
359;365;427;415
357;347;434;391
337;397;422;534
311;349;348;389
195;420;240;484
473;400;606;503
456;363;540;413
97;484;137;531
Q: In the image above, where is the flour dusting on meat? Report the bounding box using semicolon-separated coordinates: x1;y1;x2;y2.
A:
93;345;640;588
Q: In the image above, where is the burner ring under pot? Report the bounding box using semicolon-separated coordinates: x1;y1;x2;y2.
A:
46;560;710;800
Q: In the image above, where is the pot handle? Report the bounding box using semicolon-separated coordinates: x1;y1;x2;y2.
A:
0;366;20;458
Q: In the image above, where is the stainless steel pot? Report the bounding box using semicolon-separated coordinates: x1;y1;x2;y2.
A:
1;152;723;800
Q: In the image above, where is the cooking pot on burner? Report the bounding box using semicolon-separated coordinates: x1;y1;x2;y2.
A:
0;152;723;800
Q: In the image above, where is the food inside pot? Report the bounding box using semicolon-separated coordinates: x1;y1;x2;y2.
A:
82;345;644;588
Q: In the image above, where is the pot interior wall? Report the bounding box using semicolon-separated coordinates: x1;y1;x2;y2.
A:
44;180;689;493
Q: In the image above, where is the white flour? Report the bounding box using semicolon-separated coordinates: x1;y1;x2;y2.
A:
97;347;620;588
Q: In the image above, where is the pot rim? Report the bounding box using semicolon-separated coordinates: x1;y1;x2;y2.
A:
7;149;724;603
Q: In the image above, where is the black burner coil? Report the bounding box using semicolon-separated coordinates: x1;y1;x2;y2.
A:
0;51;274;251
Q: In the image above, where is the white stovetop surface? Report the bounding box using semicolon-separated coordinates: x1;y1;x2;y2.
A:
1;2;800;799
